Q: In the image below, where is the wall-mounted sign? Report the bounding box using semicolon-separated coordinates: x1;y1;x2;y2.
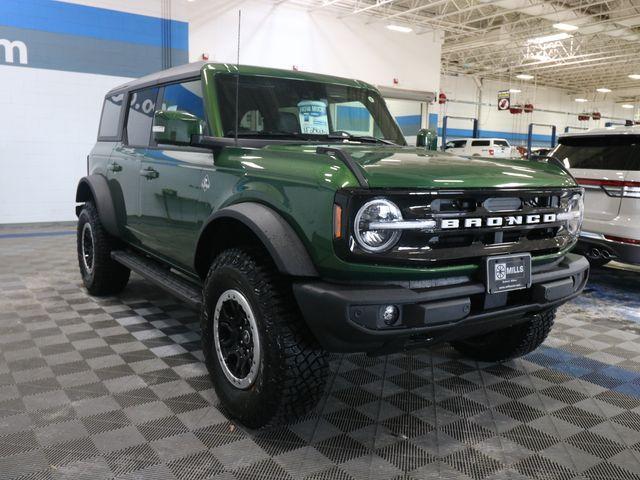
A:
498;90;511;111
0;0;188;77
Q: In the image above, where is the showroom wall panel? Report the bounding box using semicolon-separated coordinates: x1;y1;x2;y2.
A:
0;0;189;224
189;0;443;94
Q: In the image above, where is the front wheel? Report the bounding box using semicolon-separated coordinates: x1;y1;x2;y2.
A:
451;308;556;362
201;248;329;428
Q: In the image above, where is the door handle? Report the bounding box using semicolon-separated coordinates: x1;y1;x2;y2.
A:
108;162;122;173
140;167;159;179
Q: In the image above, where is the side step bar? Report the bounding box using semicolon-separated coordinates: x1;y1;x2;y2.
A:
111;250;203;310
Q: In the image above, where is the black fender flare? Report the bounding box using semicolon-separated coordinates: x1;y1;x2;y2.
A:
75;174;120;238
195;203;318;278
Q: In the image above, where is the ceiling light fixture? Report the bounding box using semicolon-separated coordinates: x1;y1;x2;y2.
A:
527;32;572;44
516;74;534;80
509;88;522;93
574;98;588;103
553;23;579;32
386;24;413;33
628;74;640;80
596;88;611;93
621;104;635;109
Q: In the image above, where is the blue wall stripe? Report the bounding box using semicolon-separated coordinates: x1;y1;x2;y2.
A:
0;231;75;239
0;25;188;77
1;0;188;50
395;114;421;126
395;114;421;136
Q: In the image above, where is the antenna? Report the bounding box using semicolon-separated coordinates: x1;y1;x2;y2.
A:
234;10;241;147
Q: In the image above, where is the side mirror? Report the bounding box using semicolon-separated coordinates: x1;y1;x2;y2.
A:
153;110;205;146
416;128;438;151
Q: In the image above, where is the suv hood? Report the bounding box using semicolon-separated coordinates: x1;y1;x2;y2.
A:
270;144;577;189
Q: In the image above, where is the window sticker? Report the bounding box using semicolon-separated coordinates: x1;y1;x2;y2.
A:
298;100;329;134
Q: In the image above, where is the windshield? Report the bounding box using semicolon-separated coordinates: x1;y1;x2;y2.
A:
215;74;406;145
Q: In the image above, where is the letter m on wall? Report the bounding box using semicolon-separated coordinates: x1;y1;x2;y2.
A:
0;39;28;64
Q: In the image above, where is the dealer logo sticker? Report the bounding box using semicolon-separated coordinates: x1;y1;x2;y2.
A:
495;263;507;280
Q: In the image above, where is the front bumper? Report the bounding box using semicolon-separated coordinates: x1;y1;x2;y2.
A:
575;232;640;265
293;253;589;354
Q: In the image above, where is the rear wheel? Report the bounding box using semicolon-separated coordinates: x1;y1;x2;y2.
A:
77;202;130;295
201;248;328;428
451;308;556;362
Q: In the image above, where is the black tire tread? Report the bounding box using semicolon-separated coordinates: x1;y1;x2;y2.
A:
451;309;556;362
202;247;328;427
77;202;130;295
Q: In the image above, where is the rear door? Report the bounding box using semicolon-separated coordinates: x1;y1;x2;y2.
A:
621;152;640;228
470;139;491;156
492;139;510;157
552;135;637;221
108;87;159;243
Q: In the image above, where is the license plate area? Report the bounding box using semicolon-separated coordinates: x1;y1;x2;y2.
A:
485;253;532;294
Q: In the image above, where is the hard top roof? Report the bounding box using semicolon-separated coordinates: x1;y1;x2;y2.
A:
559;125;640;138
107;61;375;95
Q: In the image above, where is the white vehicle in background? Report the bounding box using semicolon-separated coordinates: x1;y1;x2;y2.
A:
551;126;640;267
444;138;513;158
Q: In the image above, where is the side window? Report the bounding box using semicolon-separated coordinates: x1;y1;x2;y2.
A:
493;140;509;147
153;80;208;146
471;140;490;147
240;110;265;132
125;87;158;147
553;136;639;170
98;93;124;139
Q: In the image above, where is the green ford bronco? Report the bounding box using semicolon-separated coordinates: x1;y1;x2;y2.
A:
76;62;588;427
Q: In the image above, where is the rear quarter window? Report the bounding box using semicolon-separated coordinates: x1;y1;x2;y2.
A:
553;135;640;170
98;93;124;139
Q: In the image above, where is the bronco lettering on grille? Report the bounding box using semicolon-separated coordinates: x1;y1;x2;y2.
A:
440;213;557;229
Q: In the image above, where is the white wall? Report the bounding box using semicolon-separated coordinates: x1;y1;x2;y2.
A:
0;0;189;224
189;0;443;93
1;0;442;225
0;67;131;223
438;74;634;146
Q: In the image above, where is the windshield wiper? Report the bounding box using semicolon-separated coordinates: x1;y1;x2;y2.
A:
325;131;396;145
225;131;311;140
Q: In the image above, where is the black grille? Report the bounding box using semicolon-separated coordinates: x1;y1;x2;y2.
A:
335;187;581;267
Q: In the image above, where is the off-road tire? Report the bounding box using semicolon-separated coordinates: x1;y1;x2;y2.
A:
201;247;329;428
77;202;130;295
451;308;556;362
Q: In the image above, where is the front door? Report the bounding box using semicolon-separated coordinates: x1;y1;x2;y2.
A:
138;80;212;269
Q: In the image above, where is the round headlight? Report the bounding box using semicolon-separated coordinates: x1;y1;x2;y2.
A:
566;193;584;235
354;199;403;252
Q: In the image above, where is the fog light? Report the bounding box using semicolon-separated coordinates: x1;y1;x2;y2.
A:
382;305;400;325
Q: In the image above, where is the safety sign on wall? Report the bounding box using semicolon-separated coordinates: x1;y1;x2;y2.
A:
497;90;511;111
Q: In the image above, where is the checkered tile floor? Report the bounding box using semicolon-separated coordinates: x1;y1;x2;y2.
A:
1;229;640;480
